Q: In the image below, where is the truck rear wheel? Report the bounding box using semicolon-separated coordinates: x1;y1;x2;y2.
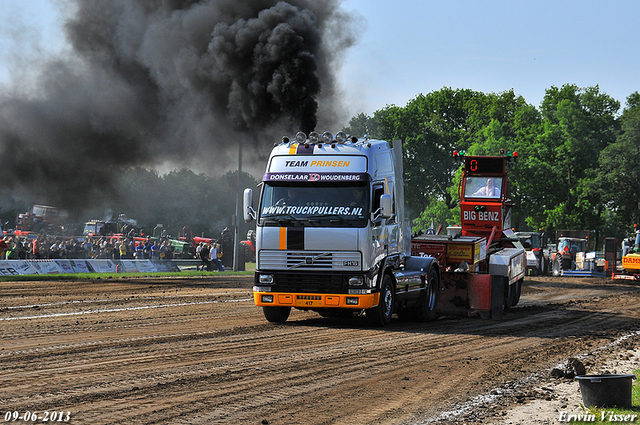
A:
508;278;522;307
414;267;439;321
366;274;394;326
263;306;291;323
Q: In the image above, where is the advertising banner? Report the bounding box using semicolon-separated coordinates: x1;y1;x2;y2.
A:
88;260;118;273
0;260;37;276
69;260;92;273
0;259;180;275
30;260;63;274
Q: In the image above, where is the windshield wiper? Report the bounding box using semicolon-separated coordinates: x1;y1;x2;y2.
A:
260;213;305;226
307;214;353;226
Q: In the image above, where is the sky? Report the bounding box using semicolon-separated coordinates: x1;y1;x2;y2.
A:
338;0;640;115
0;0;638;119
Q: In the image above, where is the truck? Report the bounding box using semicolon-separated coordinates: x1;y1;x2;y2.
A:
15;205;69;235
509;231;548;275
243;131;440;326
83;214;141;237
410;150;526;318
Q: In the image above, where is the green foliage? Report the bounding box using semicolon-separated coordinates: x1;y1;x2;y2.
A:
346;84;634;242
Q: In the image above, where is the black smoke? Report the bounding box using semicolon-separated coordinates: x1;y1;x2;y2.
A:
0;0;357;214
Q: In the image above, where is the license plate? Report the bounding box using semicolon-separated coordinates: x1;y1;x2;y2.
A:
296;296;322;307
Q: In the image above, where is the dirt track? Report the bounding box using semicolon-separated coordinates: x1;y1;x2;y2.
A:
1;275;640;424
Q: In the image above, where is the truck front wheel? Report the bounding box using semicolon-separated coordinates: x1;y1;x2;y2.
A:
366;274;394;326
263;306;291;323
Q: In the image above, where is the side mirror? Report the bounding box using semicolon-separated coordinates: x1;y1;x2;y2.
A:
243;188;255;222
380;194;392;218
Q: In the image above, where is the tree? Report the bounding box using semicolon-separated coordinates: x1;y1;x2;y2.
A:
593;92;640;230
533;84;620;233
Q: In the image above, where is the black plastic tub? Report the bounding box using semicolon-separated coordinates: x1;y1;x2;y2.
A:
576;374;636;408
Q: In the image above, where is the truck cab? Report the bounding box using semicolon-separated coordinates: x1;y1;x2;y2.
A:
244;132;439;326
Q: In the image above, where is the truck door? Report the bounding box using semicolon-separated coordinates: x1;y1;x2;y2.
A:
371;182;400;262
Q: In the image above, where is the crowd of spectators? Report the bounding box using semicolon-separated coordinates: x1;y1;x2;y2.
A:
0;235;183;261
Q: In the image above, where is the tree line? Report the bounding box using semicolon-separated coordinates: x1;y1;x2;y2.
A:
343;84;640;246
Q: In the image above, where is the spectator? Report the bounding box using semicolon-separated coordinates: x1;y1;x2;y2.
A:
472;178;501;197
210;243;225;271
0;237;8;259
200;243;211;271
119;239;128;259
166;241;174;260
159;240;167;260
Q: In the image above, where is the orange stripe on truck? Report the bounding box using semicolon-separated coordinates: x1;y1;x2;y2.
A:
279;227;287;250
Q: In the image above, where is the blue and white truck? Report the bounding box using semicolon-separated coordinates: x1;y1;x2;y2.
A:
243;131;440;326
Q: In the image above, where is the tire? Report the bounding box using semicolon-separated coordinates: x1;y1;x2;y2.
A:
561;255;572;271
414;267;439;321
263;306;291;323
366;274;394;326
241;242;255;262
508;278;522;307
552;257;562;276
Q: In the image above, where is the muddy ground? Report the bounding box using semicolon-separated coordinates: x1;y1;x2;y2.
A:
1;274;639;424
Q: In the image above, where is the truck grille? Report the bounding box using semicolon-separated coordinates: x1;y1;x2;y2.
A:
273;271;346;293
259;251;361;271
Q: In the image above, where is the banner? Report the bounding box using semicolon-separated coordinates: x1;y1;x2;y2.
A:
30;260;64;274
0;260;181;275
0;260;37;276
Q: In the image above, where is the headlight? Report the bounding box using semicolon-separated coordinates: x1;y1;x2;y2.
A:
259;274;274;284
336;131;347;144
261;295;274;303
253;286;272;292
348;289;373;295
321;131;334;143
349;276;364;287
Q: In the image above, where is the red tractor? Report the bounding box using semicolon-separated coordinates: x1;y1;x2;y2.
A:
240;230;256;262
15;205;69;235
550;230;590;276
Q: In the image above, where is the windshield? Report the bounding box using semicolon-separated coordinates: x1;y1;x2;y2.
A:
558;239;587;253
516;234;540;249
464;177;503;198
259;183;369;228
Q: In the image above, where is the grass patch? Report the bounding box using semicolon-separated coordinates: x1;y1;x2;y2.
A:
568;370;640;424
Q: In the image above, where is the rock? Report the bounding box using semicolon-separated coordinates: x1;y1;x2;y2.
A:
567;358;586;376
551;368;565;378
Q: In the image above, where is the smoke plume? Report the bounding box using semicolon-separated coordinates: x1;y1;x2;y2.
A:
0;0;357;214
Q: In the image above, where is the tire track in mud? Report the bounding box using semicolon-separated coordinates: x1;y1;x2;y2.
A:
1;278;640;424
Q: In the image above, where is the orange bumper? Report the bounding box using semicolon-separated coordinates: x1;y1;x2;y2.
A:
253;291;379;309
